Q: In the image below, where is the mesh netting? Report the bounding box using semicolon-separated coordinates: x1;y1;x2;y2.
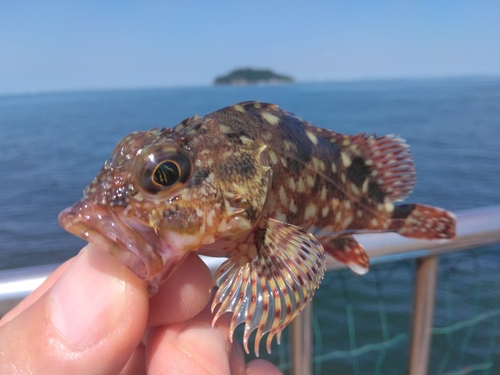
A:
241;245;500;374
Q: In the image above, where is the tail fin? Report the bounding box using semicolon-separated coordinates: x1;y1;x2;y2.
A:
390;204;456;240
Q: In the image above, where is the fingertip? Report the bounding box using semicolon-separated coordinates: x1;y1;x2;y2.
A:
50;245;130;347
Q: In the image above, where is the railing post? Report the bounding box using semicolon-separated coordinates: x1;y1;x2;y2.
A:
408;255;439;375
290;301;313;375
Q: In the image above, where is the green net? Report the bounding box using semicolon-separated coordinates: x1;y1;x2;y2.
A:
241;244;500;374
430;246;500;375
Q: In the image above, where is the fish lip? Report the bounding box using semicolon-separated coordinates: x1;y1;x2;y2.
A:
58;201;164;281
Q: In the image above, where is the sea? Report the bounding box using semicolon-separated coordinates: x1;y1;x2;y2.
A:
1;78;499;373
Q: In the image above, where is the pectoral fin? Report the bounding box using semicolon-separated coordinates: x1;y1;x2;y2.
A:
322;235;370;275
211;217;326;356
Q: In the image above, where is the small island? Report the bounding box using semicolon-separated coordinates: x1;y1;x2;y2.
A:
214;68;295;85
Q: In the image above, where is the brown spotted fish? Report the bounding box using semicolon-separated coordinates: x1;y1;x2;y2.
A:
59;101;456;355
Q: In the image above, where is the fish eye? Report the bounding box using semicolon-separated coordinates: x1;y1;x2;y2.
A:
152;160;180;187
135;144;192;195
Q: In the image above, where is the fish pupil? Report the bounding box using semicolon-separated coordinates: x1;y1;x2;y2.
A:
153;161;180;187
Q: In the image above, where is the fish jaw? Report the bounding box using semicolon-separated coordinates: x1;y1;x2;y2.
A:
58;199;189;293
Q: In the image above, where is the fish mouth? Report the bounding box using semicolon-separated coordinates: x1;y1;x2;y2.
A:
58;200;185;291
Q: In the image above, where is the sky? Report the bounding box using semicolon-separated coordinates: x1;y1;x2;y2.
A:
1;1;499;95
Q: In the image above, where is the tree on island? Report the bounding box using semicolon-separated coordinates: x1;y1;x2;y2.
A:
214;68;295;85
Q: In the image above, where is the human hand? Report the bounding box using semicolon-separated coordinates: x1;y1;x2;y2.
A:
0;244;283;375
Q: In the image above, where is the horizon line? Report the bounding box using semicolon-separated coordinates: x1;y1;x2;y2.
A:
1;74;499;99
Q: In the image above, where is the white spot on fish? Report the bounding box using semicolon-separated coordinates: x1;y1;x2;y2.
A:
384;201;394;212
320;186;327;201
262;132;273;141
362;179;369;193
279;186;288;206
219;125;232;134
239;135;253;145
341;153;352;167
276;211;287;222
342;216;353;228
269;150;279;164
321;206;329;218
284;140;296;151
307;175;315;188
132;193;144;201
262;112;279;125
304;203;318;220
306;131;318;145
351;183;360;196
312;157;325;171
297;177;306;193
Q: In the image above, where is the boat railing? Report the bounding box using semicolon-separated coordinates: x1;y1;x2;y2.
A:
1;205;500;375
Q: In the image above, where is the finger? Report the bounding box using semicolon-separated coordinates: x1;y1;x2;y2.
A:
148;253;212;326
119;343;146;375
246;359;284;375
146;294;281;375
0;244;149;375
229;340;246;375
146;299;237;375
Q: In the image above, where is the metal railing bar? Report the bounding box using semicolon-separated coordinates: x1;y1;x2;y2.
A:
408;256;439;375
0;264;59;316
291;302;313;375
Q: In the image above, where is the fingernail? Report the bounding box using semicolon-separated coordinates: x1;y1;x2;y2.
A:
50;245;127;348
175;322;230;375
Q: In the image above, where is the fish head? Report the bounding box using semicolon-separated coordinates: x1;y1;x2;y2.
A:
59;118;271;291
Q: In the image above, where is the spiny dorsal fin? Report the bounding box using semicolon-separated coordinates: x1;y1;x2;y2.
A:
211;217;326;356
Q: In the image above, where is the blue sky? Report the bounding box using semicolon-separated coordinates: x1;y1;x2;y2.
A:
1;1;499;95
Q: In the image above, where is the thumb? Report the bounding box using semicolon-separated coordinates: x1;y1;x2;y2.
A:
0;244;149;375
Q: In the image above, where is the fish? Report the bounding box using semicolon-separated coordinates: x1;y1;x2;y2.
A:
59;101;456;355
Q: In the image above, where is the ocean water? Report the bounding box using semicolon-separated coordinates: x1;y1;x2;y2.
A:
1;78;500;372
